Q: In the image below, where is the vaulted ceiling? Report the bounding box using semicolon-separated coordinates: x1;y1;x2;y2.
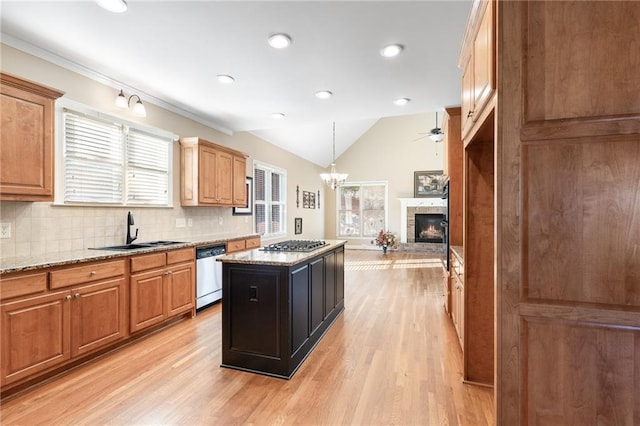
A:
0;0;470;166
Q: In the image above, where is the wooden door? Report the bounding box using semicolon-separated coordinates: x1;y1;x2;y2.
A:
130;269;165;333
198;145;219;204
1;290;71;385
497;1;640;423
471;0;494;121
71;277;127;357
165;262;194;318
216;150;233;205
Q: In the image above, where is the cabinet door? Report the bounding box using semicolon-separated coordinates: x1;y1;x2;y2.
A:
166;262;194;318
1;290;71;386
0;85;55;200
216;150;233;205
232;155;247;206
461;55;474;138
335;248;345;305
71;277;127;357
198;145;219;204
471;0;494;121
291;265;309;354
130;269;165;333
309;258;324;334
324;251;336;318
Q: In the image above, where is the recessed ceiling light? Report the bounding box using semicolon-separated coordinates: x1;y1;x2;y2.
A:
96;0;128;13
315;91;333;99
381;44;404;58
272;112;286;119
217;74;235;84
268;33;292;49
394;98;410;106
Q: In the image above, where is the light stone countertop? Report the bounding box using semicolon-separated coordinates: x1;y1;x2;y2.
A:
0;233;259;275
217;240;346;267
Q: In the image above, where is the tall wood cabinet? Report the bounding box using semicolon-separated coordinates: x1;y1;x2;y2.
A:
459;0;640;423
0;73;64;201
179;137;248;207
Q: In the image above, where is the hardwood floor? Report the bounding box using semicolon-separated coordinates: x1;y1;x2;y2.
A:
0;250;494;425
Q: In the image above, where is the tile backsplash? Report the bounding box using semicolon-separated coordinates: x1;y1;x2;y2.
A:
0;202;252;258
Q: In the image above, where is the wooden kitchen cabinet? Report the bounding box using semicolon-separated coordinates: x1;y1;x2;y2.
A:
0;73;64;201
226;236;261;254
179;137;248;207
130;248;195;333
1;259;126;386
1;290;71;386
450;248;464;350
459;0;494;140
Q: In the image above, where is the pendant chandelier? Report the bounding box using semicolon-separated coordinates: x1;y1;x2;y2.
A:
320;122;348;190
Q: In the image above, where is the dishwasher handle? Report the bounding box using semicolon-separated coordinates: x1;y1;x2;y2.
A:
196;245;226;259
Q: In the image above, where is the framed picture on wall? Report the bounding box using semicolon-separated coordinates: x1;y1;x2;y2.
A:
294;217;303;234
232;177;253;215
414;170;446;197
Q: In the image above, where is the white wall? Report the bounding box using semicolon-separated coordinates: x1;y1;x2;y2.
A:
0;44;326;258
323;113;445;247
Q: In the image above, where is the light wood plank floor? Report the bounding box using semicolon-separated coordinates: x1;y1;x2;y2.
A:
0;250;494;425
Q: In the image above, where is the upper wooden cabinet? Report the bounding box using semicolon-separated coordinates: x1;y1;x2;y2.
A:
0;73;64;201
179;137;248;207
459;0;494;140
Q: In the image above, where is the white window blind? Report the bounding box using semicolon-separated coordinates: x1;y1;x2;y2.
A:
64;111;124;203
254;161;286;237
63;109;171;206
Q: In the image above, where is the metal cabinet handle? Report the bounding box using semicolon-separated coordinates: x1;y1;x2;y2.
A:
75;293;80;298
467;110;473;118
90;271;97;276
65;295;72;301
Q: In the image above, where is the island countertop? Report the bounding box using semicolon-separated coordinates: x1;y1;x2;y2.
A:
217;240;346;267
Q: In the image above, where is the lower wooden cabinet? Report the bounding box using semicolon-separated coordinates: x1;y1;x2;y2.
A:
1;290;71;386
1;263;127;387
226;236;261;253
450;249;464;350
130;248;195;333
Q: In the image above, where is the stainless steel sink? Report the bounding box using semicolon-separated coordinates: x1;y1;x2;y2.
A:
91;241;186;251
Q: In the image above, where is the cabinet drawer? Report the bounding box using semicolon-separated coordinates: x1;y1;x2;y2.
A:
50;260;125;289
0;272;48;300
130;253;166;273
167;248;194;265
226;240;245;253
245;237;261;250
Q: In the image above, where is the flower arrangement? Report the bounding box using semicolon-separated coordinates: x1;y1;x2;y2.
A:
371;229;398;250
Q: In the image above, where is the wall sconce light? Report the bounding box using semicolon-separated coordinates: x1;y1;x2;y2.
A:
115;89;147;117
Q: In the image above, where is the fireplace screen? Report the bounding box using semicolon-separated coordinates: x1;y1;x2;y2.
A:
414;213;445;243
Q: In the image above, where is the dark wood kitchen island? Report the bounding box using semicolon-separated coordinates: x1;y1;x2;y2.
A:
217;240;345;379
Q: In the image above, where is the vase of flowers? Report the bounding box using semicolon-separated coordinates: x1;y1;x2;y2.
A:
371;230;398;254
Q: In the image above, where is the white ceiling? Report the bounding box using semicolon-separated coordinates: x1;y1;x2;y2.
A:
0;0;470;167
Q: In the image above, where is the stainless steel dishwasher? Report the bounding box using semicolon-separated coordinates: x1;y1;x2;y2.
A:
196;244;226;310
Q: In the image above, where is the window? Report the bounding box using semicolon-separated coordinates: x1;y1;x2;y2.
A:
338;182;387;238
254;161;286;238
61;108;172;206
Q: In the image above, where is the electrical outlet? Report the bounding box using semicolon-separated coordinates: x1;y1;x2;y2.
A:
175;218;186;228
0;223;11;239
218;216;223;225
187;218;193;227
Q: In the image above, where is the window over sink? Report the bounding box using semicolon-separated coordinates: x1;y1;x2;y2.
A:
56;101;174;206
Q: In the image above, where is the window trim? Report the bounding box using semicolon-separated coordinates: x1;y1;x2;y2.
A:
336;180;389;239
54;98;176;207
253;160;287;240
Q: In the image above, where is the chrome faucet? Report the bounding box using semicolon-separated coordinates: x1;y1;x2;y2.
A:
126;211;138;245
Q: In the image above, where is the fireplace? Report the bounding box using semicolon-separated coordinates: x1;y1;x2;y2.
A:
414;214;445;243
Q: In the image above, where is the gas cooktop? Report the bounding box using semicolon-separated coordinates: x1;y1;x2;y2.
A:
260;240;328;252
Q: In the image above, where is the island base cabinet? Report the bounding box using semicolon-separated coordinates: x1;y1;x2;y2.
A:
222;245;345;379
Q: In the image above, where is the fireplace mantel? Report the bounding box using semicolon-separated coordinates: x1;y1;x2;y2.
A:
398;198;446;243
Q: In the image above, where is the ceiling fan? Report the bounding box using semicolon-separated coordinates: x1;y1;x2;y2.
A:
414;111;445;143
